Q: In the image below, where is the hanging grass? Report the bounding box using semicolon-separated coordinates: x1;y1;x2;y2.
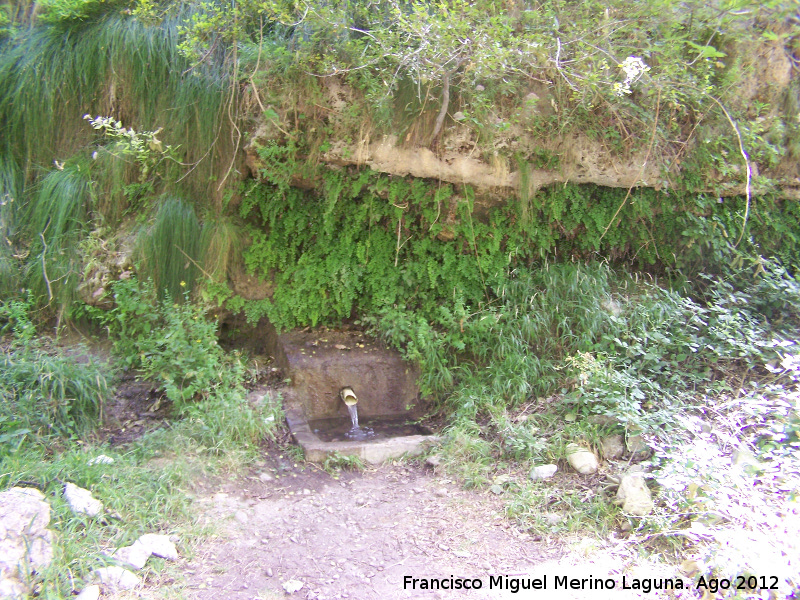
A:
0;154;23;295
19;163;93;311
0;154;23;247
0;7;232;196
135;195;203;299
200;214;242;283
22;164;92;247
0;5;238;317
89;145;142;226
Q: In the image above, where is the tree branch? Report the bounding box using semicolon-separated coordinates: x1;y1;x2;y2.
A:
429;61;462;148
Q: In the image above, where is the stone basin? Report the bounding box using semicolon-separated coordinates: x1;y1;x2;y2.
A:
268;327;438;464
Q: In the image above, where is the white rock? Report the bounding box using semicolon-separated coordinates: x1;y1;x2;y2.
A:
529;464;558;480
452;111;466;121
601;434;624;460
136;533;179;560
282;579;304;593
616;472;654;516
0;578;28;599
64;483;103;517
88;454;115;466
544;513;563;525
0;487;55;598
566;444;599;475
110;542;151;570
94;566;141;591
75;584;101;600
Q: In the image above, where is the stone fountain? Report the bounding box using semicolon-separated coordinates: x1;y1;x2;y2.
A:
266;326;437;464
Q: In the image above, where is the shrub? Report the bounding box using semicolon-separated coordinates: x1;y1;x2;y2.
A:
101;277;242;409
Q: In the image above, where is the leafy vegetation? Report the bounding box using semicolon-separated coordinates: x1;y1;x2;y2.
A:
410;257;799;592
1;0;799;596
0;289;282;596
0;296;109;443
87;276;279;447
237;165;799;331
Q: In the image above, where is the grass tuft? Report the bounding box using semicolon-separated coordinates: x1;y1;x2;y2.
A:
201;214;243;283
19;163;93;311
0;9;230;194
135;196;203;299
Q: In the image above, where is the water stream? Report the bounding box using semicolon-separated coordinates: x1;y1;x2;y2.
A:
344;403;375;441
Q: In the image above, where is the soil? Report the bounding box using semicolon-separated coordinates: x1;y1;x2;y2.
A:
98;363;688;600
98;376;577;600
100;373;172;445
179;458;564;600
98;373;566;600
168;454;693;600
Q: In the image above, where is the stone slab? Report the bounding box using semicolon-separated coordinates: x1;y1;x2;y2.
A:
286;406;438;465
269;329;419;420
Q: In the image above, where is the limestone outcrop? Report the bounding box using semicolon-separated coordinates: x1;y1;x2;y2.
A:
0;487;55;599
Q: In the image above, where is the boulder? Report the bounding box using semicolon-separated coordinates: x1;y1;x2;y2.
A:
137;533;179;561
529;464;558;480
75;584;101;600
566;444;599;475
94;566;141;591
0;579;28;599
601;434;625;460
64;483;103;517
109;533;179;570
0;487;55;599
616;472;654;516
110;543;151;570
625;434;650;457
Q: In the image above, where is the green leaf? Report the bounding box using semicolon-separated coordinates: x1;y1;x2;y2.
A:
686;42;727;59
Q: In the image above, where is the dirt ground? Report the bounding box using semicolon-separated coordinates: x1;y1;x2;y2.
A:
159;453;705;600
180;458;561;600
97;367;696;600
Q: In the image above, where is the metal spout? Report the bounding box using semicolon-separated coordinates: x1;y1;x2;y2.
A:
340;387;358;406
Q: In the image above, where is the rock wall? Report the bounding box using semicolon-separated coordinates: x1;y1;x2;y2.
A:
244;34;799;201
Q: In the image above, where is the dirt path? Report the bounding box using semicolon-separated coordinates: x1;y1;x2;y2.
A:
178;458;566;600
171;455;701;600
97;378;697;599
